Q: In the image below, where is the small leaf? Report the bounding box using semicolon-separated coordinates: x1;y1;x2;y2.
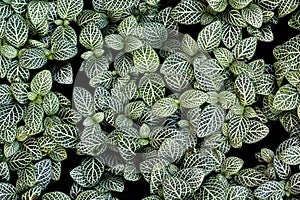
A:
232;37;257;60
273;84;299;111
152;98;178;117
57;0;83;20
197;21;222;52
31;70;52;96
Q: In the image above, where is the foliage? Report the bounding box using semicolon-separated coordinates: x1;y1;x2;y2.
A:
0;0;299;199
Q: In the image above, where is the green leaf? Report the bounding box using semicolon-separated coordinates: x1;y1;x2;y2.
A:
171;0;205;25
288;173;300;195
99;173;124;192
0;183;17;200
199;176;227;200
31;70;52;96
233;37;257;60
51;40;78;61
79;22;103;50
81;157;104;186
28;1;50;25
5;14;28;48
280;146;300;165
73;87;95;117
57;0;83;20
49;146;67;162
181;34;199;57
0;162;10;181
226;186;250;200
100;0;138;11
0;103;24;131
222;23;241;49
0;2;13;19
243;120;269;144
207;0;228;12
42;191;71;200
8;150;32;171
34;159;52;190
197;105;225;138
278;0;299;18
20;48;47;69
133;45;160;73
221;157;244;177
228;0;252;9
179;89;208;108
52;62;73;84
51;25;77;45
152;98;178;117
235;74;256;105
143;23;168;48
254;181;285;199
48;124;78;148
235;168;268;187
158;139;185;163
228;116;250;148
175;168;205;191
10;83;29;105
273;84;299;111
241;3;263;28
197;21;222;52
163;176;192;200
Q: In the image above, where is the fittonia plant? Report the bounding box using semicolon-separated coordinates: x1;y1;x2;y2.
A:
0;0;299;199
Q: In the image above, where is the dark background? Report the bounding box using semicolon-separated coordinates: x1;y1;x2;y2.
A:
3;0;298;199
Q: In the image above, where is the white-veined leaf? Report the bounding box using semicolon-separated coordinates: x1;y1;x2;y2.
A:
24;102;44;132
228;116;250;148
288;173;300;194
20;48;47;69
197;105;225;138
73;87;95;117
5;14;28;48
222;23;242;49
0;103;24;131
241;3;263;28
163;176;192;200
31;70;52;96
57;0;83;20
235;168;268;187
81;157;104;186
221;156;244;177
226;186;250;200
280;146;300;165
199;176;226;200
254;181;285;199
171;0;205;25
42;191;71;200
278;0;299;18
273;84;299;111
175;168;205;191
79;22;103;50
235;74;256;105
28;1;50;25
49;124;78;148
34;159;52;190
133;45;160;73
51;40;77;61
152;98;178;117
232;37;257;60
197;21;222;52
8;150;32;171
0;183;17;200
179;89;208;109
52;62;73;84
243;120;269;144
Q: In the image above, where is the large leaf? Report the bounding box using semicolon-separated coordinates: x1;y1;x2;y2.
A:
48;124;78;148
221;157;244;177
197;21;222;52
243;120;269;144
288;173;300;195
24;102;44;131
73;87;95;117
51;40;78;61
52;62;73;84
235;168;268;187
42;192;71;200
228;116;250;148
5;14;28;48
133;45;160;73
81;157;104;186
254;181;285;199
278;0;299;18
79;22;103;50
279;146;300;165
8;151;32;171
31;70;52;96
163;176;192;200
0;103;24;131
57;0;83;20
197;105;225;138
273;84;299;111
241;3;263;28
20;48;47;69
171;0;205;25
199;176;227;200
28;1;50;25
235;74;256;105
99;0;138;11
152;98;178;117
34;159;52;190
0;183;17;200
232;37;257;60
179;89;208;109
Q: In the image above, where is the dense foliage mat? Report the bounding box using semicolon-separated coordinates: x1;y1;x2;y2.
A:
0;0;299;199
